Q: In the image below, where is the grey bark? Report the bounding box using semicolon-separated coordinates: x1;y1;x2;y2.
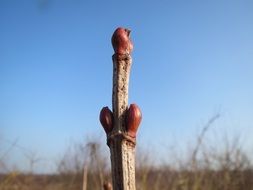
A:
107;53;136;190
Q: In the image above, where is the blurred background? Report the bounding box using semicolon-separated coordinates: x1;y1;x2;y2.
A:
1;1;253;189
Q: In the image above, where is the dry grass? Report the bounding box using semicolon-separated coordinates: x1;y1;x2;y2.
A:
1;139;252;190
1;117;253;190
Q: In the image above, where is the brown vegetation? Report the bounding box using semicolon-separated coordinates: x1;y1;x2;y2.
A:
1;138;252;190
1;117;253;190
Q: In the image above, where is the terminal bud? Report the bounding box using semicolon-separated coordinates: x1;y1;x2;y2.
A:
111;27;133;55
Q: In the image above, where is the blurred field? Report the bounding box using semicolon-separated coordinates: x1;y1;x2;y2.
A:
1;139;253;190
1;168;253;190
1;117;253;190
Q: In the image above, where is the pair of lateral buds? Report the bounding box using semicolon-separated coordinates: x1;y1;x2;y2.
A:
99;104;142;138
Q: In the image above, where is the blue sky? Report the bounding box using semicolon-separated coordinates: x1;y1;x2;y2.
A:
1;1;253;173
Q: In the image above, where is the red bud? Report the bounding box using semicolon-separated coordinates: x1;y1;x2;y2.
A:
111;27;133;55
100;107;113;134
126;104;142;138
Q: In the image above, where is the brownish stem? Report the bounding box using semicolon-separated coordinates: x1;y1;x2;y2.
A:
107;53;136;190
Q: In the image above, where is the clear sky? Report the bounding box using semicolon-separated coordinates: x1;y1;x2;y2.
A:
1;1;253;173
